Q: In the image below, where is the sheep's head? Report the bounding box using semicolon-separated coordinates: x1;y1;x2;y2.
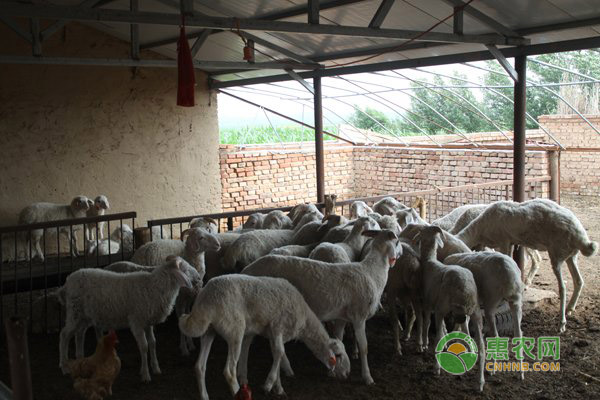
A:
327;338;350;379
262;210;290;230
396;208;421;229
351;216;379;235
350;201;372;219
189;217;218;234
164;256;192;288
71;196;91;213
94;195;110;211
166;255;203;287
376;215;401;236
317;214;343;233
243;213;264;229
362;229;401;268
110;224;133;241
182;228;221;254
411;225;445;252
296;210;322;228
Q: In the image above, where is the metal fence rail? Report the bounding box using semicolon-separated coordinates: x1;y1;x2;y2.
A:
0;211;137;334
148;176;552;235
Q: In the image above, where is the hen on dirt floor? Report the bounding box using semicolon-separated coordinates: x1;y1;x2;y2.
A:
66;330;121;400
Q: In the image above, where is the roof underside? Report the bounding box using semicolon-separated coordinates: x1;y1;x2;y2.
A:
2;0;600;87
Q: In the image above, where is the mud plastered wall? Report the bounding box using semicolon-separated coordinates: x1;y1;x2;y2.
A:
0;22;221;227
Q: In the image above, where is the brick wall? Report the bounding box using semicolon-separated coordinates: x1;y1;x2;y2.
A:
539;115;600;196
220;142;550;218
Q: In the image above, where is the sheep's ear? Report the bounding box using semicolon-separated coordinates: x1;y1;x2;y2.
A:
86;199;94;207
435;235;445;250
181;229;192;242
384;230;398;241
203;217;217;225
412;231;422;242
361;229;381;238
431;226;444;235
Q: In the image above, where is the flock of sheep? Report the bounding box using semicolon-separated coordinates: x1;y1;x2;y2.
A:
15;194;597;398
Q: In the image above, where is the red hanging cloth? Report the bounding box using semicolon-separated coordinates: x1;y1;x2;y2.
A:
177;18;195;107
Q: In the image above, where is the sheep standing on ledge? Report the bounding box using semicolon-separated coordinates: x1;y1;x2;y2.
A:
85;195;110;244
456;198;598;333
18;195;91;261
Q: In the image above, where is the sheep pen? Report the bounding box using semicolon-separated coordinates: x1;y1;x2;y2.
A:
2;194;599;400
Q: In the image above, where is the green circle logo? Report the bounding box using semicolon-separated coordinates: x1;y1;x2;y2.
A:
435;331;478;375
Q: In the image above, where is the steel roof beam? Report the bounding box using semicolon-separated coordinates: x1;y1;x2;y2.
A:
210;36;600;88
285;69;315;94
308;0;320;25
0;16;32;43
0;3;530;46
190;29;211;57
485;44;518;82
237;31;317;65
369;0;395;29
441;0;520;37
0;56;320;70
40;0;106;41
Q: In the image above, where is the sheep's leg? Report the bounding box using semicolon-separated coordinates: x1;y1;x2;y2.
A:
196;331;215;400
566;254;584;315
460;315;470;336
75;327;87;359
224;336;243;396
433;313;445;376
471;311;485;392
484;306;498;338
550;258;567;333
31;231;43;261
145;326;161;375
422;308;432;351
280;351;294;377
414;305;424;352
130;326;151;382
509;300;524;380
352;319;374;385
386;294;402;355
59;324;77;373
524;249;542;287
264;334;285;395
331;320;346;340
403;303;415;341
237;335;254;385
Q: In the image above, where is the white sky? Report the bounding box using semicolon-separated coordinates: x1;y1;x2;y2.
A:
217;61;492;129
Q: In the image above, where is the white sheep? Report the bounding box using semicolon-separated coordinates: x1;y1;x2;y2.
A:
241;213;266;230
57;256;192;382
262;210;294;230
383;240;422;355
85;195;110;243
178;274;350;400
309;217;379;263
189;217;219;234
270;243;318;257
18;195;91;261
221;211;334;271
400;223;471;261
412;225;485;392
372;197;408;216
350;201;374;219
131;228;220;355
242;229;401;385
456;198;598;333
443;251;524;379
395;208;428;230
288;203;323;226
431;204;487;232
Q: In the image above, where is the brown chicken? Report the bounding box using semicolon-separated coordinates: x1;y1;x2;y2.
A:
66;330;121;400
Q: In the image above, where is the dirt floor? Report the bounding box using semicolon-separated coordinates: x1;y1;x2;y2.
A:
2;194;600;400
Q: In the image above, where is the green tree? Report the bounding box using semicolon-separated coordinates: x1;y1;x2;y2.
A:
396;73;493;135
349;106;392;133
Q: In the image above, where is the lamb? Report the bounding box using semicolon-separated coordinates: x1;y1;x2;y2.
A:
131;228;220;281
383;240;422;355
444;252;524;380
412;225;485;392
221;212;336;271
288;203;323;226
241;213;266;230
395;208;428;229
270;243;318;257
57;256;192;382
85;195;110;243
87;224;134;256
262;210;294;230
323;194;338;218
319;215;352;244
189;217;219;234
350;201;374;219
309;217;379;263
455;198;598;333
400;223;471;261
292;212;340;245
131;228;220;355
242;229;401;385
178;274;350;400
18;195;91;261
372;197;408;216
203;232;241;280
431;204;487;232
